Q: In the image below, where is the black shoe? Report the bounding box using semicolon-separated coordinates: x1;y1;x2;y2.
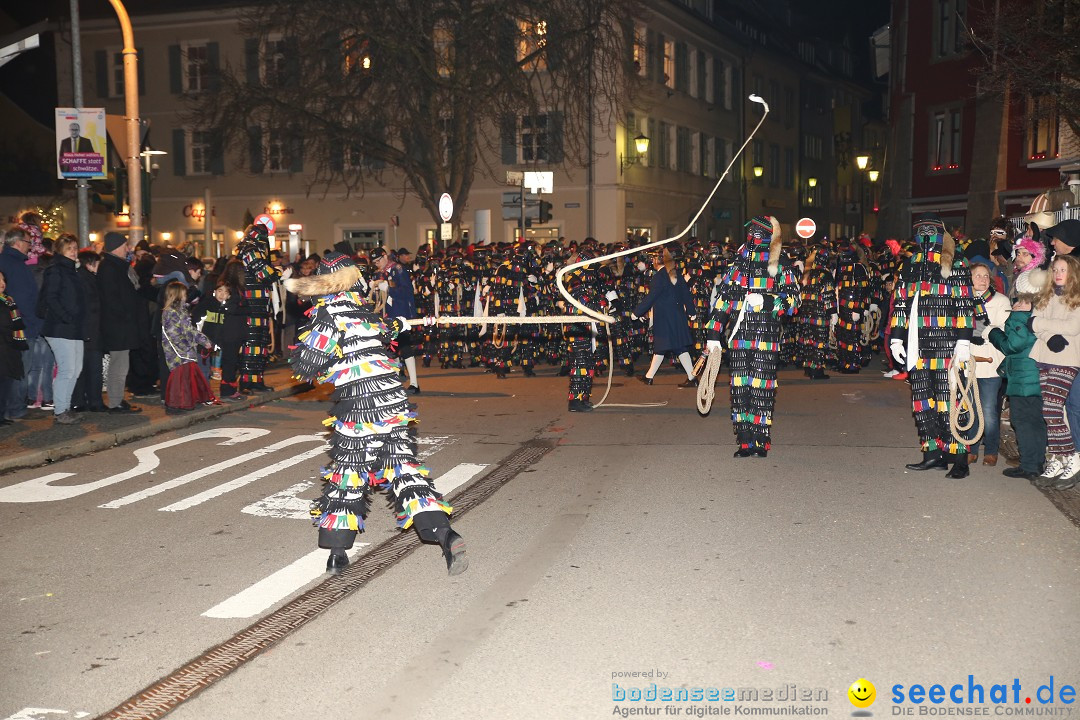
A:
0;418;12;426
439;529;468;576
733;447;753;458
558;366;570;377
750;447;768;458
109;404;142;414
494;368;507;379
945;463;970;479
88;405;108;413
326;550;349;575
422;358;431;368
809;369;831;380
905;455;949;471
568;399;593;412
637;374;653;385
407;385;421;395
1002;467;1034;479
523;367;536;377
677;377;698;389
624;368;635;377
1052;475;1078;491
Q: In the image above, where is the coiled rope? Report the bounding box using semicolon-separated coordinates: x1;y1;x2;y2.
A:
695;348;724;415
949;359;983;446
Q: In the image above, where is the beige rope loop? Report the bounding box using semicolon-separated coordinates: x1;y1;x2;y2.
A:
949;359;983;446
696;348;724;415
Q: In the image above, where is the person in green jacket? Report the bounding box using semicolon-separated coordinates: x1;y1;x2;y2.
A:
988;269;1047;481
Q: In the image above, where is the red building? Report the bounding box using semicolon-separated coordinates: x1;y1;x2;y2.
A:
881;0;1062;238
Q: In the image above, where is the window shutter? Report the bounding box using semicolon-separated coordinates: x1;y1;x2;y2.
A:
245;39;260;85
500;116;517;165
207;43;221;92
95;50;108;98
210;131;225;175
137;47;146;96
172;129;187;176
169;45;182;94
248;126;264;174
547;111;564;164
675;42;687;92
714;58;723;107
697;50;706;99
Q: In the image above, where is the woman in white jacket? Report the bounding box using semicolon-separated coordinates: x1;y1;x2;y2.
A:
968;263;1011;466
1030;255;1080;488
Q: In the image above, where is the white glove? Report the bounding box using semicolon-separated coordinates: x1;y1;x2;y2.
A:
830;314;839;326
605;290;618;301
527;274;538;283
869;303;880;314
386;295;393;307
631;313;639;321
851;312;861;321
280;266;293;281
953;339;971;363
890;339;906;365
377;280;389;293
396;316;410;330
707;340;724;352
423;316;438;327
745;292;764;310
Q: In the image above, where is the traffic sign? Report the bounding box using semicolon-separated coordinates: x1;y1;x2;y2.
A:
506;170;524;185
438;193;453;222
524;171;553;194
795;217;816;239
253;214;275;234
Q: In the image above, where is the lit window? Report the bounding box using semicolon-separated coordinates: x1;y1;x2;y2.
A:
520;114;550;163
342;33;372;76
663;40;674;88
517;18;548;71
633;24;647;77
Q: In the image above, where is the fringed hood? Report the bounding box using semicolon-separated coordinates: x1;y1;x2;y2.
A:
285;264;363;297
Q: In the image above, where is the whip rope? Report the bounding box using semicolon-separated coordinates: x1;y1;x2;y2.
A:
404;95;772;408
695;348;724;415
949;359;983;446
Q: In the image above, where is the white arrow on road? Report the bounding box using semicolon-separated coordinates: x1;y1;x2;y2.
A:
0;428;269;504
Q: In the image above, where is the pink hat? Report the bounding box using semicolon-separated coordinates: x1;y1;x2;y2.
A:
1012;236;1045;272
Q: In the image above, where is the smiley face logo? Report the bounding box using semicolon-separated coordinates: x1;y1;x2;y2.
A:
848;678;876;709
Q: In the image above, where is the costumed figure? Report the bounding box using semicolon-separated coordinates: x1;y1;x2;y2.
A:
833;242;872;373
482;242;542;378
236;223;280;391
706;216;801;457
563;247;606;411
797;242;836;379
890;214;976;478
286;252;466;575
599;249;637;377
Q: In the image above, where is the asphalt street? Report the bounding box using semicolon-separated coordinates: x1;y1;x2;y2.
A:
1;363;1078;720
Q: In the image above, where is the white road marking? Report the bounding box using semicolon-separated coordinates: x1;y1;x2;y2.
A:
241;480;315;520
201;543;370;619
157;444;327;512
418;435;456;459
2;710;90;720
435;463;488;497
100;435;325;509
0;428;269;504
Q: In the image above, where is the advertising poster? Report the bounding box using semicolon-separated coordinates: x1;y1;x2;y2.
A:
56;107;106;179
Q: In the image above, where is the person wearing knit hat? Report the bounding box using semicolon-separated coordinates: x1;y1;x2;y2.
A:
1045;219;1080;259
103;231;128;254
706;216;801;457
285;251;466;575
891;213;976;477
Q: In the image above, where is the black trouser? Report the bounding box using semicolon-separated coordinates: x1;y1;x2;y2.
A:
72;348;104;409
728;347;779;450
128;342;159;394
219;340;243;397
1009;395;1048;474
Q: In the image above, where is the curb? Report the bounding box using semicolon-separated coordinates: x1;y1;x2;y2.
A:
0;383;308;475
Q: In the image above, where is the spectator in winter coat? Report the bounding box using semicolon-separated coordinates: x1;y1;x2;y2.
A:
0;269;29;425
201;260;249;400
40;236;85;424
0;226;38;420
97;232;142;414
71;249;107;412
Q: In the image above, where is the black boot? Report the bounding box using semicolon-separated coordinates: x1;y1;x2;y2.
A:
437;528;468;576
905;451;949;471
568;399;593;412
809;368;830;380
319;527;357;575
750;446;768;458
523;367;536;377
326;550;349;575
733;446;753;458
945;454;970;479
558;365;571;377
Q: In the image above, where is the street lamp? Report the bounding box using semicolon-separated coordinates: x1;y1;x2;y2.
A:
867;169;880;183
807;177;818;188
139;147;167;241
620;133;650;173
856;154;870;170
752;164;764;178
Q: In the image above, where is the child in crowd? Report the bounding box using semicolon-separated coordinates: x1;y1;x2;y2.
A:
160;281;215;412
988;270;1047;481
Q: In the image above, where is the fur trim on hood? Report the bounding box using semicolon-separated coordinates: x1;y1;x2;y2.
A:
767;216;783;277
940;230;955;279
284;265;363;297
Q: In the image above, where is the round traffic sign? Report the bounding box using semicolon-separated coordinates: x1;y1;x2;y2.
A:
795;217;816;239
254;214;275;234
438;193;454;222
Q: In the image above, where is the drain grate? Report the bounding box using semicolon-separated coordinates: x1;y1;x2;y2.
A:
95;438;557;720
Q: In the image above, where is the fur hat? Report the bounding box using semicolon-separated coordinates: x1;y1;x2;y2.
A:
285;251;363;297
1012;236;1046;272
767;216;782;277
1014;268;1048;297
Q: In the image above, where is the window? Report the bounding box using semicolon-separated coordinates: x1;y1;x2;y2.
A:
1027;95;1060;161
784;147;795;190
769;80;780;122
181;42;210;93
676;127;691;173
704;56;714;104
663;39;674;88
520;114;550;163
702;135;713;177
260;35;289;86
657;121;670;170
768;144;780;187
187;129;212;175
342;33;372;75
930;108;962;170
717;139;729;181
935;0;967;58
751;140;763;183
803;134;823;160
517;18;549;71
434;21;453;77
954;0;967;53
265;128;289;172
688;45;698;98
674;42;688;93
633;24;647;76
784;87;795;128
107;47;123;98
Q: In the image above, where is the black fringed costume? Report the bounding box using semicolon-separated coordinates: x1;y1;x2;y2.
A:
563;249;606;411
833;245;871;373
286;252;466;575
236;224;280;390
796;244;836;374
890;215;975;465
707;216;801;456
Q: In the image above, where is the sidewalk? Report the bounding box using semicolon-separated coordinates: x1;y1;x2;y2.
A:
0;364;307;475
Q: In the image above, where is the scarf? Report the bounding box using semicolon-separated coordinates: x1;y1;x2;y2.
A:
0;293;28;349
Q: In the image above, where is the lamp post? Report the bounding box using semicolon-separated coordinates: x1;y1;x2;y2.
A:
107;0;143;247
139;148;166;243
619;133;650;174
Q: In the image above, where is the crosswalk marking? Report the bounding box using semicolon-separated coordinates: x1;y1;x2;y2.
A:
2;709;90;720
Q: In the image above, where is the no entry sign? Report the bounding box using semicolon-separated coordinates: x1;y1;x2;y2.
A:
795;217;816;239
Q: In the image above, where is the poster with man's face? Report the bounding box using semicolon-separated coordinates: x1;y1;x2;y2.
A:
56;107;106;179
